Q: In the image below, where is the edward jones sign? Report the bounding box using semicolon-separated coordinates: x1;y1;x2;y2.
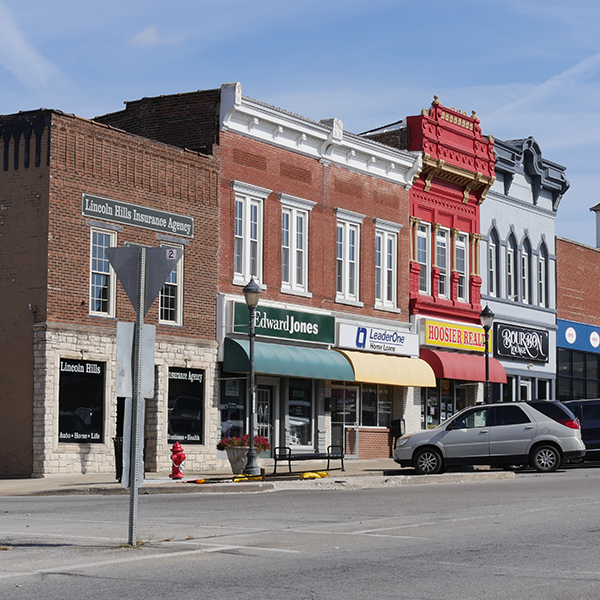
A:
423;318;488;353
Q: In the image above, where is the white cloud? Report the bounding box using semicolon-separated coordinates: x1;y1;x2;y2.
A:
131;25;183;46
0;2;71;91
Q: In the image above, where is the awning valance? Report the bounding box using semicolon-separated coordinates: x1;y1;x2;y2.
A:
223;338;355;381
420;348;507;384
334;350;436;387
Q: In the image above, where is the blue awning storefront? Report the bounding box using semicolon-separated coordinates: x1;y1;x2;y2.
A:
223;337;355;381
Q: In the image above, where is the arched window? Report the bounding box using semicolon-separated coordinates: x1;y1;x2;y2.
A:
507;234;518;301
488;229;500;297
538;243;549;308
521;238;532;304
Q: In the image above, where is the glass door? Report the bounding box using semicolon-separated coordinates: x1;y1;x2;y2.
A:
331;385;359;458
257;385;273;457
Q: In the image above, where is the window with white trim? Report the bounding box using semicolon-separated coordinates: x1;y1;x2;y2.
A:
507;235;517;301
232;181;271;286
436;228;449;298
90;228;116;316
280;194;315;295
538;243;548;308
521;239;531;304
335;208;365;304
417;223;430;294
488;229;499;297
456;233;468;302
374;219;400;310
159;244;184;325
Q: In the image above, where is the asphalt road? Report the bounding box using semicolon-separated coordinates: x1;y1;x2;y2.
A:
2;465;600;600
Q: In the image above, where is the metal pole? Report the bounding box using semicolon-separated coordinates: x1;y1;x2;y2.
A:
244;303;260;475
128;247;145;546
484;328;491;404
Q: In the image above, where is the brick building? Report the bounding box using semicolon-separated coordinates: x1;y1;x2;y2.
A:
363;96;506;427
0;109;219;477
556;232;600;400
98;82;435;459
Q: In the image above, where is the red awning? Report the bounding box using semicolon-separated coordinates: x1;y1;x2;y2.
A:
420;348;507;384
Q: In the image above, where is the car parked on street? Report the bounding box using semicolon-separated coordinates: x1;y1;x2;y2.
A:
561;398;600;459
394;401;585;475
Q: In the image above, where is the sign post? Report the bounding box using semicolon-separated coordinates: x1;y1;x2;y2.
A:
106;245;183;546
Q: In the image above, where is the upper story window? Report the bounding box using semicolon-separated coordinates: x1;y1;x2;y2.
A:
280;194;316;296
374;219;401;311
538;243;548;308
436;228;449;298
232;181;271;287
416;223;430;295
507;234;518;302
159;243;184;325
521;238;531;304
488;229;499;297
90;228;116;317
455;232;468;302
335;208;365;304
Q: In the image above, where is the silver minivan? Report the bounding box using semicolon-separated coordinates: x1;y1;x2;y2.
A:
394;401;585;474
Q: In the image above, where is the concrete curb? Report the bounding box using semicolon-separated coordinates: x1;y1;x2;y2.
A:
18;470;515;496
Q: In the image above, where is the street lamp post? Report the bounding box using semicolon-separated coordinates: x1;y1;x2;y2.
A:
480;304;495;404
243;278;262;476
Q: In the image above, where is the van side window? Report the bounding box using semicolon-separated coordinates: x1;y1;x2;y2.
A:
582;404;600;420
453;408;489;429
494;405;531;426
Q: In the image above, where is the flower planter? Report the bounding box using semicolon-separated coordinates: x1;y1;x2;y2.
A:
225;446;249;474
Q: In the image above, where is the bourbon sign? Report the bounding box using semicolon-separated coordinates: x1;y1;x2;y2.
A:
495;323;549;363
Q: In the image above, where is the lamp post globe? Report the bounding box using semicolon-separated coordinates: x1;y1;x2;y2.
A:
243;278;261;476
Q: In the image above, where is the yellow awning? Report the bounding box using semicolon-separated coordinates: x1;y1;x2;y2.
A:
335;350;436;387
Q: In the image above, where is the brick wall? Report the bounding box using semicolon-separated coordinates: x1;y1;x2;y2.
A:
219;130;411;321
557;237;600;326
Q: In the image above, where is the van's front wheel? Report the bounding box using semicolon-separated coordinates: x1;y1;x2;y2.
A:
413;448;444;475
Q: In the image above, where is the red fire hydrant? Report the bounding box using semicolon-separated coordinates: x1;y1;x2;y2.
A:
169;442;186;479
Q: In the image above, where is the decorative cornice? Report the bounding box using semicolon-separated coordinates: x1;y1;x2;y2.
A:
219;82;422;189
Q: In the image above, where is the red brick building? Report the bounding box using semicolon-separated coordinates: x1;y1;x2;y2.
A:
363;96;505;426
98;83;434;459
0;110;219;477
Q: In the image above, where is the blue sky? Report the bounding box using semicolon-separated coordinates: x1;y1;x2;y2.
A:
1;0;599;246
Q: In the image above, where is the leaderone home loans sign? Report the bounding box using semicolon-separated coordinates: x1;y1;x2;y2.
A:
233;303;334;344
82;194;194;238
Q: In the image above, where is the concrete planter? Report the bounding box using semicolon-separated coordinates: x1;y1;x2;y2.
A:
225;446;249;474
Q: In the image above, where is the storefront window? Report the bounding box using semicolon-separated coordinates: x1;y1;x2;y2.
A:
558;349;600;401
361;385;392;427
422;380;471;429
168;368;204;444
219;376;246;440
289;379;313;446
58;359;104;443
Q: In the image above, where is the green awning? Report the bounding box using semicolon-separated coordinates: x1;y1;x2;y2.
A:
224;338;355;381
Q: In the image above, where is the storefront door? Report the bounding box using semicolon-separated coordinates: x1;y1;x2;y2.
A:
331;386;359;458
520;379;532;402
256;386;273;457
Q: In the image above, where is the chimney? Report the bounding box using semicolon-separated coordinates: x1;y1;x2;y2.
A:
590;203;600;248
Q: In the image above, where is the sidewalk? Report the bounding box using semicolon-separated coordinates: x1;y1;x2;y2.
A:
0;458;514;496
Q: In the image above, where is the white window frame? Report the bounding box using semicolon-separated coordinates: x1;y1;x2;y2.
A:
89;227;116;317
507;236;517;301
436;227;449;298
488;236;497;297
521;242;530;304
416;223;430;295
538;246;547;308
232;181;271;287
159;243;184;325
374;218;401;311
456;232;468;302
335;208;365;305
279;194;315;296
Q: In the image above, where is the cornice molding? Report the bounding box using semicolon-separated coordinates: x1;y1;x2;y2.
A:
219;82;422;189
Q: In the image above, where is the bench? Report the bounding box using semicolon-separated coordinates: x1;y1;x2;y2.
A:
272;445;345;474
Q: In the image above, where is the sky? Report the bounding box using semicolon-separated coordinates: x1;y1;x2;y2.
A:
0;0;599;247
